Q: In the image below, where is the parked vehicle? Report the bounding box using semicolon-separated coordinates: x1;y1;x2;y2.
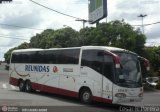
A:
146;77;159;88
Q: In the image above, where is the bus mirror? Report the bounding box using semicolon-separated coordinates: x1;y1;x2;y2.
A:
138;56;150;71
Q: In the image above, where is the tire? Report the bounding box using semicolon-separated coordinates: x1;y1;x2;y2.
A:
25;80;33;92
80;88;92;104
19;80;25;92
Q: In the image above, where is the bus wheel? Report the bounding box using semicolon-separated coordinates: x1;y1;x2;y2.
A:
80;88;92;104
25;80;32;92
19;80;25;92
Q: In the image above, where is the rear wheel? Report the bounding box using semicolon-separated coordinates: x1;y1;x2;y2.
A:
19;80;25;92
80;88;92;104
25;80;33;92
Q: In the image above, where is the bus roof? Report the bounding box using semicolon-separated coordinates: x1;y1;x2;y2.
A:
12;48;43;53
12;46;132;53
81;46;125;51
81;46;136;54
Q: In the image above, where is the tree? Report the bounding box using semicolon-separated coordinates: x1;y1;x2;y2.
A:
30;27;79;48
52;27;79;47
144;46;160;76
30;29;55;49
79;20;146;55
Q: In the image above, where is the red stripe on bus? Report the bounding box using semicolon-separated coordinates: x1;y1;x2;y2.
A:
92;96;112;103
9;77;18;86
9;77;112;103
32;82;79;98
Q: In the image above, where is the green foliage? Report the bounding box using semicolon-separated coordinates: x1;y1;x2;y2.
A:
144;47;160;76
4;47;17;63
30;27;79;48
30;29;55;48
156;81;160;90
79;20;146;55
52;27;79;47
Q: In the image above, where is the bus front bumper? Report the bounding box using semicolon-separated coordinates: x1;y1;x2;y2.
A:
112;96;143;104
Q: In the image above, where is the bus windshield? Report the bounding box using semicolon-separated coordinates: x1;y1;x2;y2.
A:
114;52;142;87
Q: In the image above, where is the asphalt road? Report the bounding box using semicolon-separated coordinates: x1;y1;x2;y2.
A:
0;63;160;112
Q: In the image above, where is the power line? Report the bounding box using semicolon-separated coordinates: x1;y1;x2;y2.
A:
144;21;160;26
0;23;44;30
132;21;160;26
0;35;29;40
29;0;83;20
0;34;28;38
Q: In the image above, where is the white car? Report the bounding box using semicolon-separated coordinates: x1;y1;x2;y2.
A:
146;77;159;88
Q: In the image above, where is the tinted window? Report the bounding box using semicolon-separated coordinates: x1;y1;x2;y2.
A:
81;50;115;81
30;51;39;63
56;49;80;64
44;50;57;64
11;53;18;63
81;50;104;74
11;49;80;64
11;52;33;63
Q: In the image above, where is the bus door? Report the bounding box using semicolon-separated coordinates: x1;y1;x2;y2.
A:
102;52;114;102
81;50;113;101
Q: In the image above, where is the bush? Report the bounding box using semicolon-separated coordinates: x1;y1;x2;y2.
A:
156;82;160;90
5;65;9;70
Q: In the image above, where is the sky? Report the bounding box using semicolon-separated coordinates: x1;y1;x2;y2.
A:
0;0;160;61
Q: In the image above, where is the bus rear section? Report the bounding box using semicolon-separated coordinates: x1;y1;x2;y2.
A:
9;46;144;104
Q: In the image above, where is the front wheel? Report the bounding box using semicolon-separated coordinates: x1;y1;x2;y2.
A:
80;89;92;104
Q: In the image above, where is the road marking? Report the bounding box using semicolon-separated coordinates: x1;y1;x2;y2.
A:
2;83;7;89
1;83;17;90
10;85;16;89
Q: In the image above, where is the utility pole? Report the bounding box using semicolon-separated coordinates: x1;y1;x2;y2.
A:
138;14;147;34
75;19;88;29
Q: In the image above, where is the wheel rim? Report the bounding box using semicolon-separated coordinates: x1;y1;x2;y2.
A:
26;82;30;91
19;82;23;89
83;92;90;102
19;81;24;91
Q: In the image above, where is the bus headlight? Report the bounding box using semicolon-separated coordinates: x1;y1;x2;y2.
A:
115;93;126;98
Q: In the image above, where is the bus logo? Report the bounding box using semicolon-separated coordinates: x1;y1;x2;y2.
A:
53;66;58;73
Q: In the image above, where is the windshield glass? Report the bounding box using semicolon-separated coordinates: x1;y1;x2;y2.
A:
113;52;142;87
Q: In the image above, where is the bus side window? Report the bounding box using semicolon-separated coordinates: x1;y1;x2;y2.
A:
81;50;103;74
11;53;17;63
103;54;114;81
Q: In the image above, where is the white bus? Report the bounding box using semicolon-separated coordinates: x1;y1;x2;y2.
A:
9;46;145;104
